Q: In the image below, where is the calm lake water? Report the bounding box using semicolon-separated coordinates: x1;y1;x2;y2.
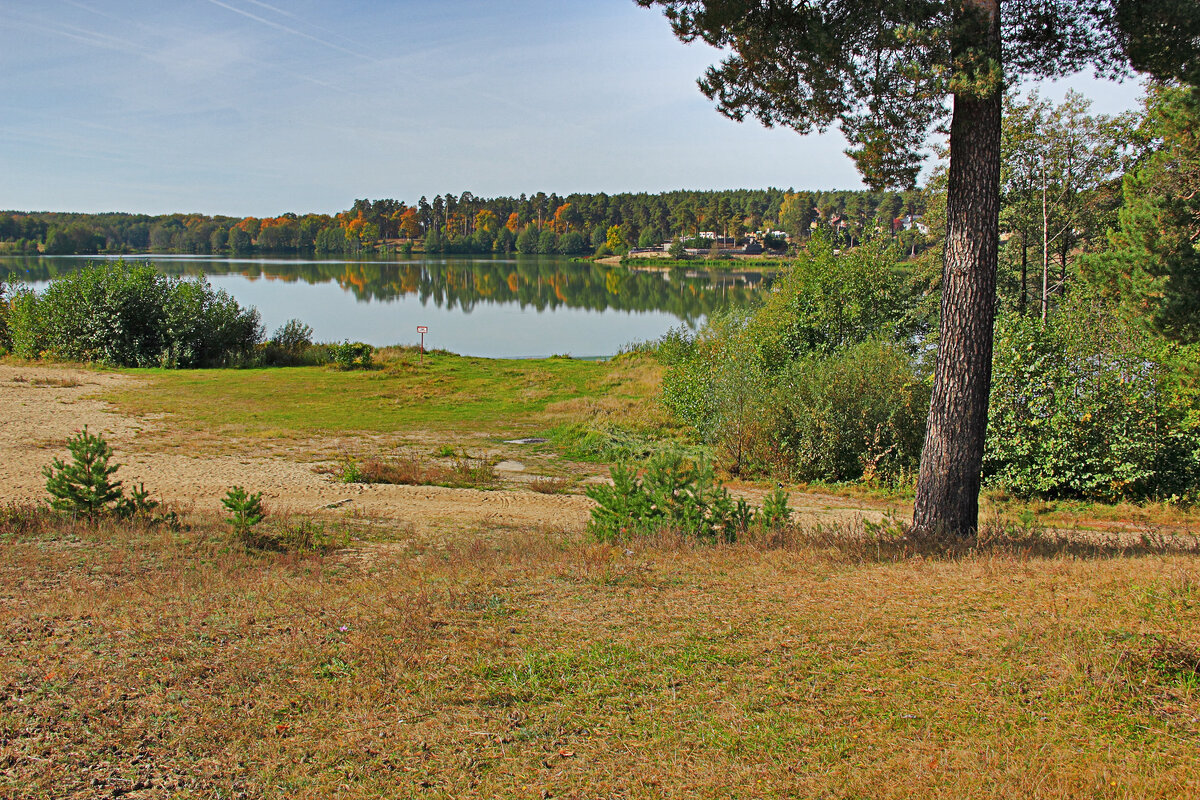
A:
0;254;773;359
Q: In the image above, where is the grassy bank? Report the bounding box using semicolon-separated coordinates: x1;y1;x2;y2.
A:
3;509;1199;798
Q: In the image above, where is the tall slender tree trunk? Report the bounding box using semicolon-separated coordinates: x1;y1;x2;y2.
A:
1059;233;1069;295
1019;229;1029;315
912;0;1001;539
1042;168;1050;321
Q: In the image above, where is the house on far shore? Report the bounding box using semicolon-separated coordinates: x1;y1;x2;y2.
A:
893;214;929;235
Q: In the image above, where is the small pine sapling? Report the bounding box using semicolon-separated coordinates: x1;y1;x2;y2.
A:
760;487;792;529
43;426;124;517
222;485;265;540
116;482;160;518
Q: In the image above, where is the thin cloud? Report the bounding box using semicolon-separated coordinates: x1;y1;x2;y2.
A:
239;0;365;49
59;0;125;24
241;0;299;20
8;15;144;57
200;0;379;63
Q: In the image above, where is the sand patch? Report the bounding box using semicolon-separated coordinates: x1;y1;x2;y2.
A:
0;364;897;535
0;364;593;531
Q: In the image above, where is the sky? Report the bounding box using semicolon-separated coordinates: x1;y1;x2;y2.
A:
1;0;1148;217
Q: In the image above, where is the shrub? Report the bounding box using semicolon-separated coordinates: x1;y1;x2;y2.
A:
660;310;775;476
160;275;263;367
271;318;313;352
586;452;791;543
659;236;926;483
330;341;374;369
985;292;1200;502
748;235;913;367
7;260;262;367
5;288;46;359
644;325;698;366
261;318;315;365
772;340;929;483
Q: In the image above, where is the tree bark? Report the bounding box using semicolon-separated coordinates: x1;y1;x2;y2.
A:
1019;229;1028;315
911;1;1002;538
1042;166;1050;321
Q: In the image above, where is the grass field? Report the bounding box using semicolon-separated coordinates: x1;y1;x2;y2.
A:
4;354;1200;797
3;509;1199;799
100;349;669;459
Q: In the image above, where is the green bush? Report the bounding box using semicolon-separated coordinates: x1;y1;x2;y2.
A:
985;292;1200;502
747;235;913;367
330;341;374;369
160;274;263;367
773;340;929;484
660;237;927;482
661;310;778;476
261;318;315;366
619;325;699;366
7;260;262;367
586;452;791;543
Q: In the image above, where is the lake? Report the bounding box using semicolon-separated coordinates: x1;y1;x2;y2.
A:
0;254;773;359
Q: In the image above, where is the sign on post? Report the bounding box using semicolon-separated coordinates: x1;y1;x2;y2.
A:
417;326;428;363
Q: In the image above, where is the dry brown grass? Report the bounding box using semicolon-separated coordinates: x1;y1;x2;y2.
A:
325;454;498;490
9;374;84;388
527;476;572;495
3;509;1200;799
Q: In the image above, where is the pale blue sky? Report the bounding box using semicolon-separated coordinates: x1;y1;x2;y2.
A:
1;0;1145;216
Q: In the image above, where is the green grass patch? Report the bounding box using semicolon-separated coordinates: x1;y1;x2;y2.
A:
104;352;621;441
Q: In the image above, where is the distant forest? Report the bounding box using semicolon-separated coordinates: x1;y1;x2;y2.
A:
0;188;928;257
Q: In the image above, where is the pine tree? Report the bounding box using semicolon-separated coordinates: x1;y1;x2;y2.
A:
43;426;124;516
637;0;1200;537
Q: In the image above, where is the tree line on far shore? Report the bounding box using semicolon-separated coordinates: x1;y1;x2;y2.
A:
0;186;930;259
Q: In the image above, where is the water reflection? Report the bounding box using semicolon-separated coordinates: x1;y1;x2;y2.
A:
1;254;770;322
0;254;774;357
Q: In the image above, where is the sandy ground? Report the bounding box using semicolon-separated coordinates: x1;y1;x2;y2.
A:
0;364;888;533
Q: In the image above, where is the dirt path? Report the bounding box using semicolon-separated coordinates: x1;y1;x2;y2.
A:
0;364;889;533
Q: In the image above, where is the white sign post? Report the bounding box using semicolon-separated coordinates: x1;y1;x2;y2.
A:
417;326;428;364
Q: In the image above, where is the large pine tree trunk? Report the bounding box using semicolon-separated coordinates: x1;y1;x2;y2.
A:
912;1;1002;538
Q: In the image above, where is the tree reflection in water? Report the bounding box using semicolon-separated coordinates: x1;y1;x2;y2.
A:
0;255;773;328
